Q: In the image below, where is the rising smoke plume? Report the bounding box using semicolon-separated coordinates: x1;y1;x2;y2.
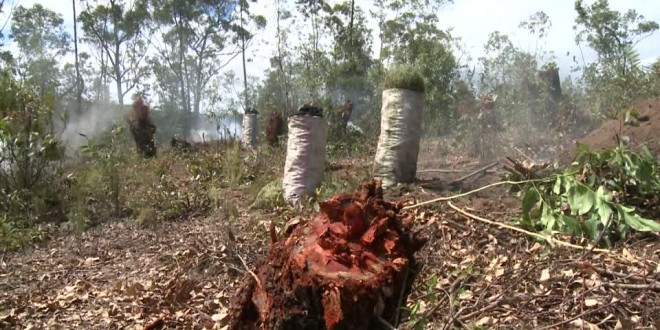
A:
57;103;125;154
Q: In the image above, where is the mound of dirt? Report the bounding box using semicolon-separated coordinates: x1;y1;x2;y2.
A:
571;98;660;160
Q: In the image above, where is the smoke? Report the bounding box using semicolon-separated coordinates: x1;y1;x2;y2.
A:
58;104;125;153
187;113;243;143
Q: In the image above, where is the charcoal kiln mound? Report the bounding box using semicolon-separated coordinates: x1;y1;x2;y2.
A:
564;98;660;163
228;180;427;330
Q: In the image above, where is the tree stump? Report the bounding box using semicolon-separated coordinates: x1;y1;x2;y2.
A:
265;111;285;147
128;96;157;158
229;180;427;330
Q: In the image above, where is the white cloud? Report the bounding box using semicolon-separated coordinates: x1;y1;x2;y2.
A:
438;0;660;75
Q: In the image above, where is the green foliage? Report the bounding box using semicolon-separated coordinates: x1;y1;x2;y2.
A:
10;4;70;96
65;127;125;231
249;179;285;210
406;273;442;329
0;70;64;221
574;0;659;116
79;0;151;104
222;141;244;188
0;71;64;250
516;144;660;246
0;214;42;252
383;64;426;92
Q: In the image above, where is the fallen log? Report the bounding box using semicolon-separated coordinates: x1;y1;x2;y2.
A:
228;180;428;330
449;161;500;186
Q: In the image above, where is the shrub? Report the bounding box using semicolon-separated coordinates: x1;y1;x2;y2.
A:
0;70;64;225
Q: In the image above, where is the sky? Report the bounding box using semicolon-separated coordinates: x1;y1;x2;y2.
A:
1;0;659;106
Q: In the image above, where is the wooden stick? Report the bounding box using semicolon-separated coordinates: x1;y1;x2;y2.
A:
237;254;263;290
403;179;539;210
417;169;500;174
447;201;613;254
449;161;500;186
514;146;536;164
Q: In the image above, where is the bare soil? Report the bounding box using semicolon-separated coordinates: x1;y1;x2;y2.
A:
568;98;660;161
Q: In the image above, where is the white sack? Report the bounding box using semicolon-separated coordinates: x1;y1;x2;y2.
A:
241;113;258;148
283;116;328;203
373;88;424;187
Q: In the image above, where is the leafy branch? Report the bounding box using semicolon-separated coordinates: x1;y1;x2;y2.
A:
516;143;660;245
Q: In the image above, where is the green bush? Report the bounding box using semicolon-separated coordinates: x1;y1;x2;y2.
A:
0;70;64;224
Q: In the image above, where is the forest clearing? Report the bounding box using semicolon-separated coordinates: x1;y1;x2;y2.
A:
1;0;660;329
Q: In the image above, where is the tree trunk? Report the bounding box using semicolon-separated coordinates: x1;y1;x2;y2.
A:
275;0;290;115
73;0;82;115
537;67;562;128
229;180;427;330
348;0;354;62
241;3;249;110
115;61;123;106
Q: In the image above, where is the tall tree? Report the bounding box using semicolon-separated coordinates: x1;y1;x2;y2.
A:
325;1;373;106
10;4;71;96
575;0;658;78
574;0;659;114
79;0;151;105
274;0;293;114
148;0;265;137
377;0;458;133
73;0;83;115
293;0;332;101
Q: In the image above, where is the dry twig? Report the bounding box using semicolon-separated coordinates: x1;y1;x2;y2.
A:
446;201;613;254
237;254;262;290
403;179;543;210
449;161;500;186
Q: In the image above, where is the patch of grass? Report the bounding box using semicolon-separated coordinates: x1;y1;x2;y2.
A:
135;207;156;227
383;64;426;93
0;215;42;252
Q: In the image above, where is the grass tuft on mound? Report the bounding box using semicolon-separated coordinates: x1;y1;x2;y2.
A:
382;64;426;93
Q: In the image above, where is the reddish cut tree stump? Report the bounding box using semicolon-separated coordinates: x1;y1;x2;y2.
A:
229;180;427;330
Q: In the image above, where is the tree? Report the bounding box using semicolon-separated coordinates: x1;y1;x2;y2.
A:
378;0;458;134
575;0;658;78
574;0;659;114
73;0;83;115
272;0;293;114
326;0;373;97
325;1;373;132
10;4;70;96
148;0;265;138
292;0;333;101
79;0;151;105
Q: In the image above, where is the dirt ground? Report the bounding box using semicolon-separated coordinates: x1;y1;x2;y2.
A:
569;98;660;161
1;107;660;329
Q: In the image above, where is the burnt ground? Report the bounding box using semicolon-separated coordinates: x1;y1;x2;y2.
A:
2;113;660;329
